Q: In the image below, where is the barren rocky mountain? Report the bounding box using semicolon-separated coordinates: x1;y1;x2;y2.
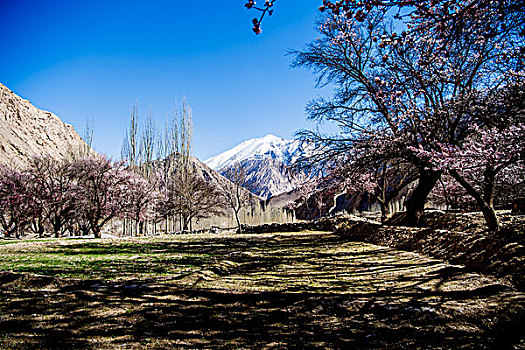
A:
235;158;298;199
0;83;90;167
205;134;313;199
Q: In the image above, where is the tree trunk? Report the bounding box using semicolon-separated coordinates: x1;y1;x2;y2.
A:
379;201;388;223
53;220;62;238
93;225;101;238
439;177;451;212
450;169;500;231
480;203;500;231
182;216;189;231
35;220;45;238
234;209;242;233
405;169;441;226
483;167;496;207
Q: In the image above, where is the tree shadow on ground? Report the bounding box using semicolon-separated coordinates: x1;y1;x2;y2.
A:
0;233;523;349
1;272;523;348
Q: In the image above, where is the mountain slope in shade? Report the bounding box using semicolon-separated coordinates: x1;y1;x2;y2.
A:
204;134;312;199
238;158;298;199
0;83;91;166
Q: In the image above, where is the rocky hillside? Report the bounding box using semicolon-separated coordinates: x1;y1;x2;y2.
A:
0;83;90;167
236;158;298;199
158;153;262;203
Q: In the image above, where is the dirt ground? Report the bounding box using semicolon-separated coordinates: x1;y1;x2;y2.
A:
0;232;523;349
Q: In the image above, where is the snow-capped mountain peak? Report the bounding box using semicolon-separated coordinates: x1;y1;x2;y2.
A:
204;134;309;171
204;135;313;199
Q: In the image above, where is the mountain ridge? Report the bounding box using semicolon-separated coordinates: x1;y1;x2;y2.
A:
204;134;310;170
204;134;312;199
0;82;91;166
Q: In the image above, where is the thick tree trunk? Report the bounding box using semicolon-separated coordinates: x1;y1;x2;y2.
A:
480;203;500;231
92;223;101;238
450;169;500;231
53;220;62;238
405;169;441;226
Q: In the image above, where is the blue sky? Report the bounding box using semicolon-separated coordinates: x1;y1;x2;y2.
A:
0;1;329;160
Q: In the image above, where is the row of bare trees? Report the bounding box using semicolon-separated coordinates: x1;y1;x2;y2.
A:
120;100;258;234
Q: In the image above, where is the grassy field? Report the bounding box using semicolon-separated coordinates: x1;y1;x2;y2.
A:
0;232;523;349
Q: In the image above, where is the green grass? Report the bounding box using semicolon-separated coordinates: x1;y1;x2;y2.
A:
0;238;215;280
0;232;507;294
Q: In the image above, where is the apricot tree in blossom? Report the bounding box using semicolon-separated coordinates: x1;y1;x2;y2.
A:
411;122;525;230
0;166;35;238
291;0;524;226
494;165;525;208
71;156;131;238
27;156;79;238
337;159;417;222
119;170;159;236
428;175;474;211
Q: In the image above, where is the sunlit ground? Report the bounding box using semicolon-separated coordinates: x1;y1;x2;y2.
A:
0;232;523;349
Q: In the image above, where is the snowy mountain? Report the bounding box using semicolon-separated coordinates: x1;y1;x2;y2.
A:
204;134;312;199
205;134;311;170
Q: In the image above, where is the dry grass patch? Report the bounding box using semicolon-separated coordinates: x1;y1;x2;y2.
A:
0;232;523;349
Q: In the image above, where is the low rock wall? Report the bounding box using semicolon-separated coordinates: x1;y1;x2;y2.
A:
336;221;524;291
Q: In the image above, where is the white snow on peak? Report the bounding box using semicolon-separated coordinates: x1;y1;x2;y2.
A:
204;134;311;170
